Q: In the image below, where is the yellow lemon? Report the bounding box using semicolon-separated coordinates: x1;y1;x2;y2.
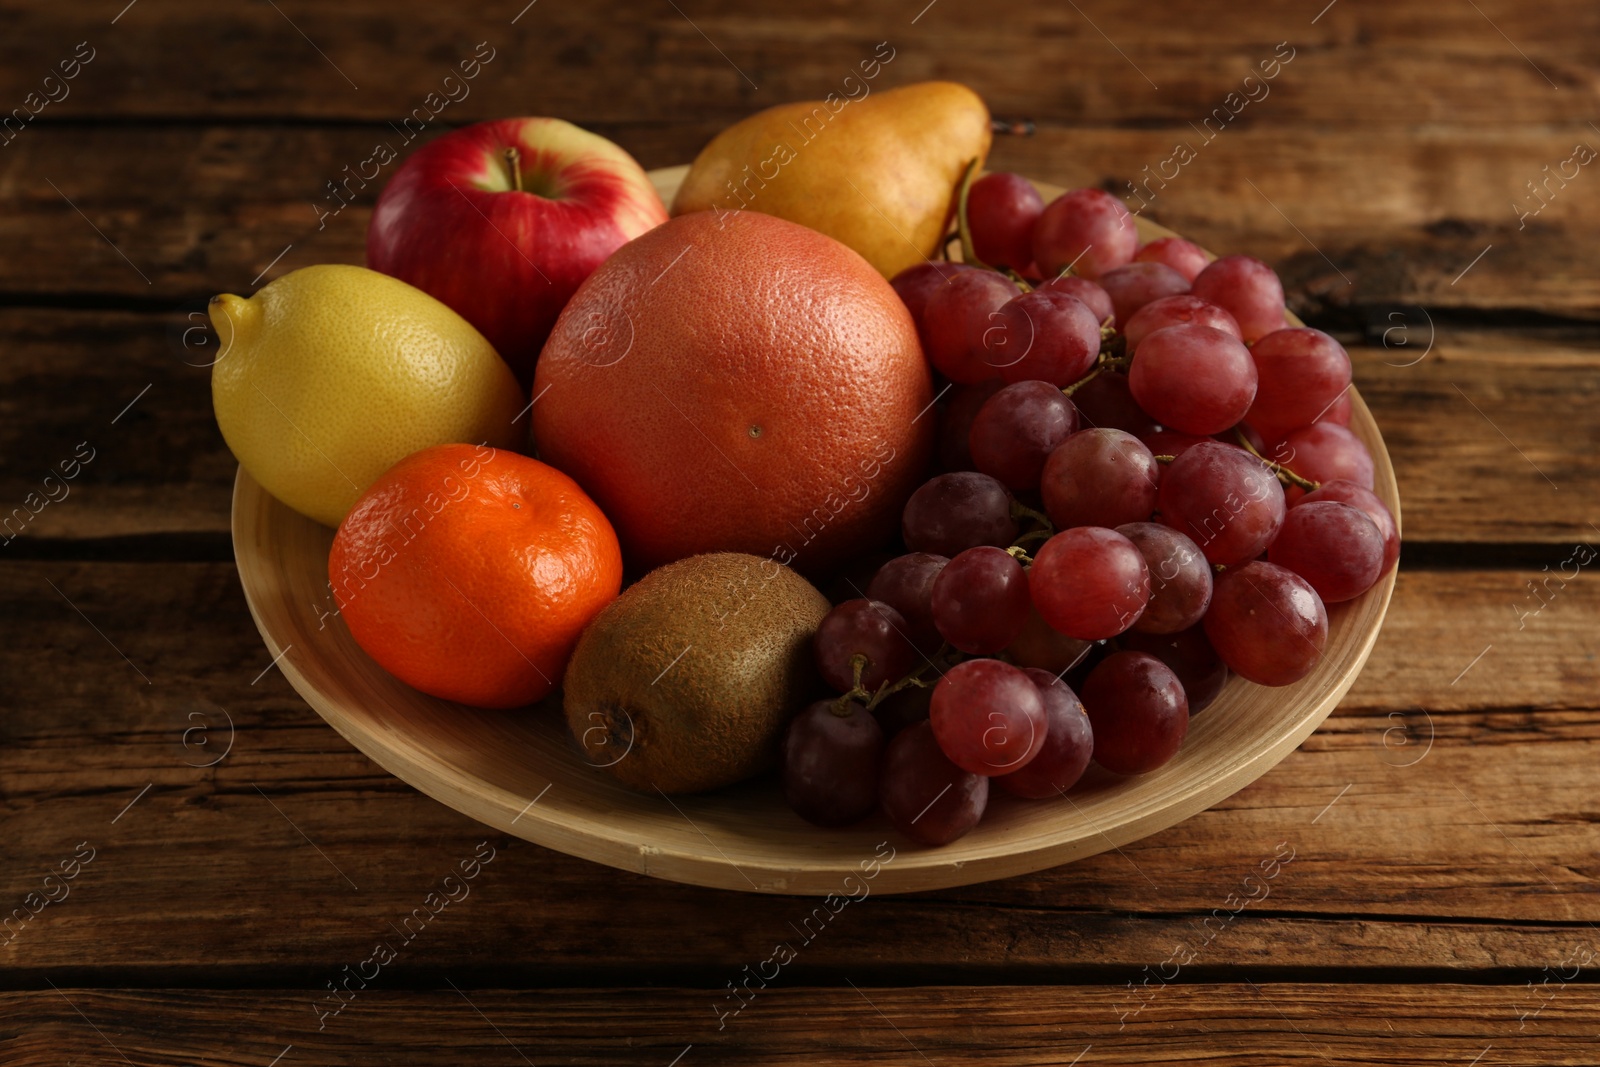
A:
210;264;525;527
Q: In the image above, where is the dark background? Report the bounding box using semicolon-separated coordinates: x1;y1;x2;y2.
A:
3;1;1599;1062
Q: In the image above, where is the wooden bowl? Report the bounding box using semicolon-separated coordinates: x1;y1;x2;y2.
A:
231;166;1399;895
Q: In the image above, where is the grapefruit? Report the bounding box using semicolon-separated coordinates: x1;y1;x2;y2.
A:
532;210;934;574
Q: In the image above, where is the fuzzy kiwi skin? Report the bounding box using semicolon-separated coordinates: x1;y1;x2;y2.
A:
563;552;830;795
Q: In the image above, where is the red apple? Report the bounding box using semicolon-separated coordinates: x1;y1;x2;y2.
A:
367;118;668;385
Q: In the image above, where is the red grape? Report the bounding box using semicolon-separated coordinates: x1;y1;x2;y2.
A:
1096;262;1191;325
1117;521;1213;633
1204;561;1328;686
880;720;989;846
1038;274;1115;326
967;172;1044;270
1004;604;1093;674
1268;500;1385;602
1070;371;1161;438
1190;255;1287;342
1245;328;1353;444
1032;188;1138;280
782;699;885;827
903;471;1018;557
969;380;1080;490
937;379;1005;472
1319;390;1353;427
1040;427;1160;529
1298;479;1399;576
891;260;974;349
1119;626;1228;712
1158;441;1286;567
929;658;1047;775
1277;423;1374;497
1129;323;1258;434
923;269;1021;384
1134;236;1211;282
995;669;1094;798
1123;294;1241;355
1029;526;1151;640
1081;651;1188;774
931;546;1032;654
868;552;949;656
984;290;1102;386
814;599;916;695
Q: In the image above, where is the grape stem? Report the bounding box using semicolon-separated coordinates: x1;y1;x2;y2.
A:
831;653;873;714
1062;365;1105;397
1006;544;1035;566
863;644;955;712
1152;454;1176;464
1061;351;1131;398
954;158;995;272
1232;428;1320;491
1010;498;1053;531
1004;267;1034;292
950;161;1038;287
1012;527;1053;548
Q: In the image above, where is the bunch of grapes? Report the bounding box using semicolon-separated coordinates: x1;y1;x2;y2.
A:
782;170;1398;847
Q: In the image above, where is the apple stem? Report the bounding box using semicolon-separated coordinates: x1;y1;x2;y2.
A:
505;146;524;193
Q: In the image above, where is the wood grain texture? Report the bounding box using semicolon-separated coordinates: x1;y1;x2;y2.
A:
0;0;1592;1052
2;562;1597;979
7;986;1600;1065
0;0;1595;125
4;123;1600;314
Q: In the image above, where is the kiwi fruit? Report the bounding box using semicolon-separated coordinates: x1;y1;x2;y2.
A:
563;552;830;795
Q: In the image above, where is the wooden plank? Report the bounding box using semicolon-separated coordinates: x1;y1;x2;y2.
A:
0;0;1594;126
0;309;227;543
2;561;1598;981
1349;334;1600;545
1;309;1594;545
4;123;1600;314
5;985;1599;1065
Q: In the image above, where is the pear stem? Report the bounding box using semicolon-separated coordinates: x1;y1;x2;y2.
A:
991;118;1037;137
505;146;524;193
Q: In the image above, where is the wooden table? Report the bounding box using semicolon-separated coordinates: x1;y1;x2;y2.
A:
3;1;1597;1062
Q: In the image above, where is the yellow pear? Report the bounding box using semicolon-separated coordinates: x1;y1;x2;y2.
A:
672;81;991;279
